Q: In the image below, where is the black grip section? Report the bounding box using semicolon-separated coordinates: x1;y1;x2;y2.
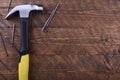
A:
20;18;29;55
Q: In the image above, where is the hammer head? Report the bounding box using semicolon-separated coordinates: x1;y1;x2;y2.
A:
5;4;43;19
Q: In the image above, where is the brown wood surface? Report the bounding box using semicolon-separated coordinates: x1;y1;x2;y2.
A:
0;0;120;80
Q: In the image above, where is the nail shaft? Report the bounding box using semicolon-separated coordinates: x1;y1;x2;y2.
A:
42;4;60;31
11;24;15;47
8;0;12;12
0;33;8;56
11;24;20;53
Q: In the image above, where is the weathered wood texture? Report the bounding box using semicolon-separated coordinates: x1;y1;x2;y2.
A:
0;0;120;80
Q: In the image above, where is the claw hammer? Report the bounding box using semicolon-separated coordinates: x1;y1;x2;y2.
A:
5;4;43;80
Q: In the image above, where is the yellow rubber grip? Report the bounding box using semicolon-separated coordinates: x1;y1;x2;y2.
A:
19;54;29;80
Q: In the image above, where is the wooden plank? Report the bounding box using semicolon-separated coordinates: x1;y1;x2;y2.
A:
29;72;120;80
0;0;120;80
29;55;120;72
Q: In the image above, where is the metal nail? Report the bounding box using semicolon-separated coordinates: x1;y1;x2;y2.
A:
11;24;15;47
11;24;20;53
42;4;60;31
0;33;8;56
8;0;12;12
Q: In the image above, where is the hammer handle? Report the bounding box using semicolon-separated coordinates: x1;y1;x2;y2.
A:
19;54;29;80
20;18;29;55
19;18;29;80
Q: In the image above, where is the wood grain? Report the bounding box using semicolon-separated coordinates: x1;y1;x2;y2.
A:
0;0;120;80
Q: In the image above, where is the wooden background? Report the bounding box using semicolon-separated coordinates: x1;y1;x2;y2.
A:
0;0;120;80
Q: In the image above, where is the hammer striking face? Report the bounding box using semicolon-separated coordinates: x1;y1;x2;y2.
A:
5;4;43;80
